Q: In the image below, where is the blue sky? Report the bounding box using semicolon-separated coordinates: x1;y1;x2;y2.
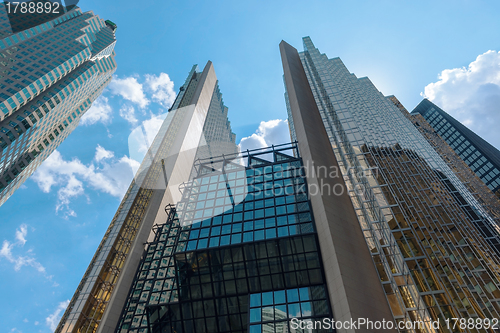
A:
1;0;500;332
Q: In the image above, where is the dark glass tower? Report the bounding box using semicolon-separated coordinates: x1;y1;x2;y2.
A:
281;37;500;332
0;5;117;206
412;99;500;197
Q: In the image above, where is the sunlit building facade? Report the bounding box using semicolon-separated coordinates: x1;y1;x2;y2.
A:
412;99;500;198
390;96;500;227
0;5;117;206
281;37;500;332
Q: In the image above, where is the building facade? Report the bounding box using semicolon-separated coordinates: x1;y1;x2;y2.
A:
390;96;500;227
115;143;335;333
0;5;117;206
412;99;500;198
56;62;238;333
281;37;500;332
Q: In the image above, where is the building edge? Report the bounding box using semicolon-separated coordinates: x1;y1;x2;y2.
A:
280;40;396;332
98;61;219;333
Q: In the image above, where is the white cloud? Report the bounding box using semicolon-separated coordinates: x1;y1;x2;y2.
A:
55;176;84;216
119;104;138;125
422;50;500;149
239;119;291;152
109;76;149;108
80;96;113;125
0;225;45;273
46;300;70;331
32;147;140;218
145;73;177;107
15;224;27;246
95;145;114;162
128;113;167;163
81;73;176;128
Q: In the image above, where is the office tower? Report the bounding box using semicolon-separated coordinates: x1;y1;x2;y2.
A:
115;143;335;333
412;99;500;198
281;37;500;331
57;62;238;333
0;5;117;207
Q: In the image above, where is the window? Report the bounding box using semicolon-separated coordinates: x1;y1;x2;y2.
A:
249;286;331;332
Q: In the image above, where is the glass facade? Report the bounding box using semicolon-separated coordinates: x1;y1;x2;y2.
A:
248;286;330;332
412;99;500;197
390;96;500;228
0;6;117;206
115;144;333;333
284;37;500;332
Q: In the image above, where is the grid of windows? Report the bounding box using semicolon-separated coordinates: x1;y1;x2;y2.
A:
137;233;329;333
176;160;314;252
390;97;500;249
416;102;500;194
249;286;331;333
116;147;334;333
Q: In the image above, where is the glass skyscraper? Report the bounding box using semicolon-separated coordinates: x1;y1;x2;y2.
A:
56;61;238;333
0;4;117;206
281;37;500;332
412;99;500;198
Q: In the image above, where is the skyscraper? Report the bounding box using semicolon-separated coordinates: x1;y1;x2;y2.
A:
412;99;500;198
281;37;500;331
0;4;117;206
56;61;238;333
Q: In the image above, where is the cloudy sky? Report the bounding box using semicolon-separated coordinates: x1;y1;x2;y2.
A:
1;0;500;332
422;50;500;148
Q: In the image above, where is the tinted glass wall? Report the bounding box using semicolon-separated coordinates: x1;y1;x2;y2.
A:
116;144;334;333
